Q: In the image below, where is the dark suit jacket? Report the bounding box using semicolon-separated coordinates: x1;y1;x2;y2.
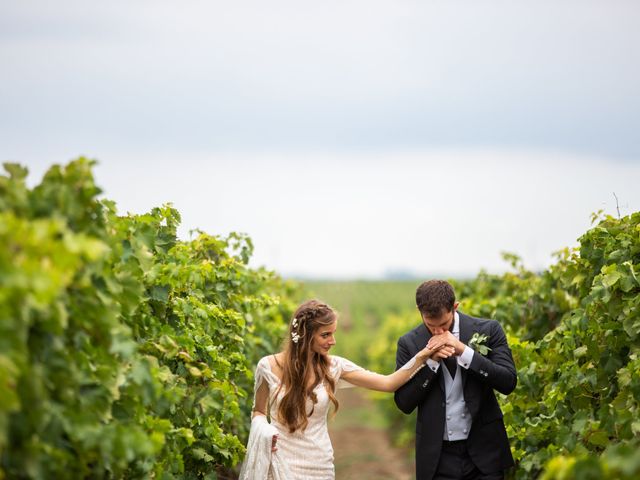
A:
394;312;517;480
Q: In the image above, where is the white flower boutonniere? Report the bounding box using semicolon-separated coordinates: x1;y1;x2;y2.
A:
468;333;491;356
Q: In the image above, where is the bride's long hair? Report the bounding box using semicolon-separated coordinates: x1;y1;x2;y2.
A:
276;299;339;433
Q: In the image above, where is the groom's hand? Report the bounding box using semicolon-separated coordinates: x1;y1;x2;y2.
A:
428;331;465;356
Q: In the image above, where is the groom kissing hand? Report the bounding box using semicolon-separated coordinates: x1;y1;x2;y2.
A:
394;280;517;480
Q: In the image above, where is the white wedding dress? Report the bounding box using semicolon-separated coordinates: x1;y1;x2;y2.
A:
246;354;366;480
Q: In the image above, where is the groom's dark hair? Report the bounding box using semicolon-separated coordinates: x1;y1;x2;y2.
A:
416;280;456;318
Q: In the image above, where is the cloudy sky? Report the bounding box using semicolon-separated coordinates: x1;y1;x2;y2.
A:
2;0;639;278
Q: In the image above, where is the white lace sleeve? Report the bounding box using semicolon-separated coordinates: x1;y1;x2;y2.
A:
332;356;368;389
251;357;273;411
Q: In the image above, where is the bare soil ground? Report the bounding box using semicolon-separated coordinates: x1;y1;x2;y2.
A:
329;388;415;480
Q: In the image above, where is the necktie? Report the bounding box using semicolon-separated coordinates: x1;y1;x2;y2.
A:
443;318;457;379
443;356;457;379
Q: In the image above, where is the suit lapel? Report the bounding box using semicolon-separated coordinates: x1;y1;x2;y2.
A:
459;312;473;345
458;312;475;389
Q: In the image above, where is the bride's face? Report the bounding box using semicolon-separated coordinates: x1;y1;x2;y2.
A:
311;321;337;356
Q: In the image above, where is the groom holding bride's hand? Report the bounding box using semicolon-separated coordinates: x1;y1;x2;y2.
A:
394;280;517;480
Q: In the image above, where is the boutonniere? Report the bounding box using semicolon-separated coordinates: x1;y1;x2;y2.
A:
468;333;491;356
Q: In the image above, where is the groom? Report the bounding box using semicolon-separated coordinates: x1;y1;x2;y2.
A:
394;280;517;480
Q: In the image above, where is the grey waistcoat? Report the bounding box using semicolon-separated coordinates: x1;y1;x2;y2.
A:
442;363;472;441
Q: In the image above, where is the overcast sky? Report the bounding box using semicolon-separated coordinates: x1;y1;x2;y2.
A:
2;0;639;278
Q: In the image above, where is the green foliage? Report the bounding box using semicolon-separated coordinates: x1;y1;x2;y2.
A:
502;212;640;479
0;159;298;479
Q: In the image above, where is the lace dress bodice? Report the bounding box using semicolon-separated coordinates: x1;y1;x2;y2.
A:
251;355;365;480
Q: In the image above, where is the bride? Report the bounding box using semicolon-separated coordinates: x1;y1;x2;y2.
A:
239;299;453;480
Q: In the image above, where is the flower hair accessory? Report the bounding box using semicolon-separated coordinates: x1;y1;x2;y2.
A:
291;317;301;344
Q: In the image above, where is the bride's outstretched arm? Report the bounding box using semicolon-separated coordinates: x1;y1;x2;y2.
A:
340;343;454;392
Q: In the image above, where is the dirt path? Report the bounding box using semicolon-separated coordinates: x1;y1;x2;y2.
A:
329;388;415;480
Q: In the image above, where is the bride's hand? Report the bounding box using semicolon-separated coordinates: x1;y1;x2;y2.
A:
418;343;453;362
272;433;278;453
